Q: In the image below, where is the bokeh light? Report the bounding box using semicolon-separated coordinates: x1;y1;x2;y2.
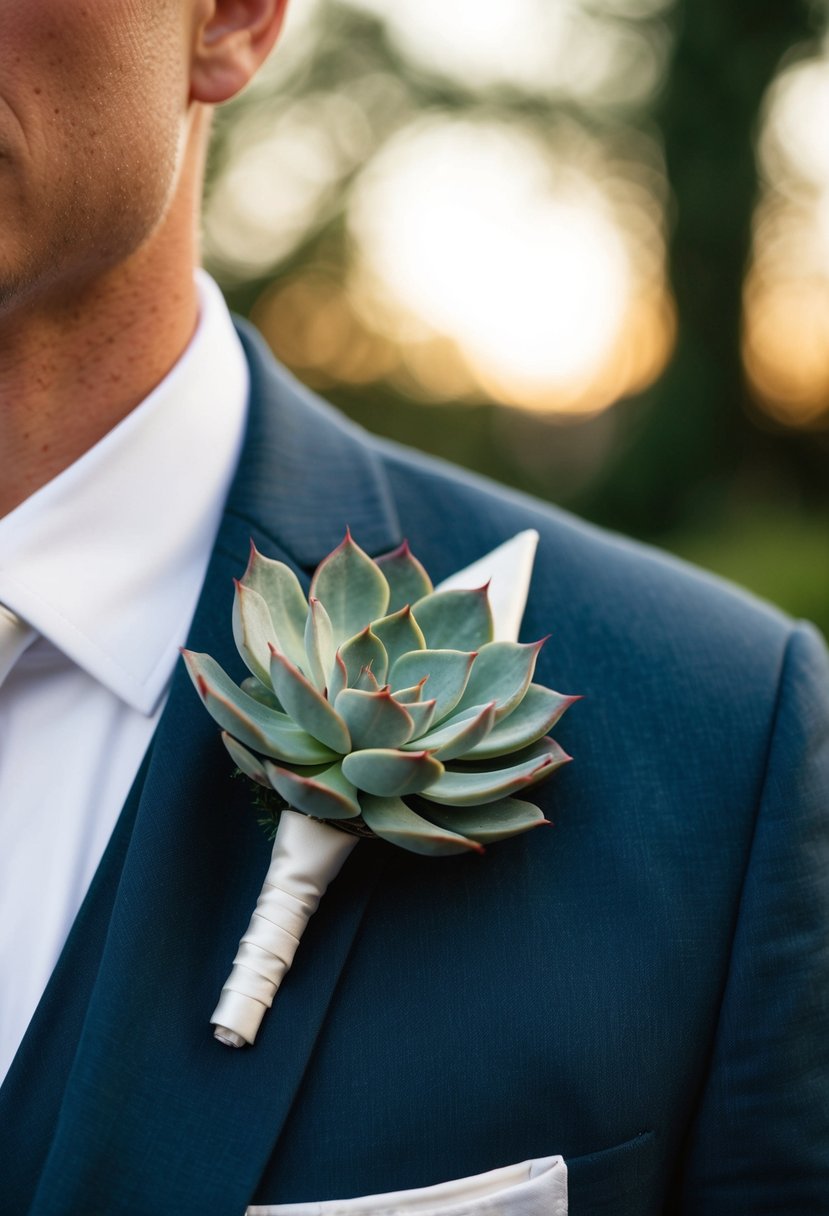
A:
342;0;672;106
345;117;672;414
743;44;829;428
205;96;360;278
204;0;676;417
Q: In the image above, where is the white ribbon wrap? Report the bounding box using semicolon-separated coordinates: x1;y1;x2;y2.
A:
212;810;357;1047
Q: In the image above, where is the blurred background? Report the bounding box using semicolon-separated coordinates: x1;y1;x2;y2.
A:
203;0;829;637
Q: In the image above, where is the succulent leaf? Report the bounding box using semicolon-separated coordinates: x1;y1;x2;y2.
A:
341;748;445;797
265;759;361;820
182;651;338;764
354;667;382;693
304;596;337;693
232;581;277;688
336;626;389;692
404;702;497;761
326;651;349;704
240;544;308;670
310;531;390;648
269;647;351;754
403;697;438;739
389;649;477;723
221;731;271;787
334;687;415;750
370;605;426;670
463;685;578;759
417;796;547;843
419;737;569;806
434;530;538;644
240;676;282;711
411;586;494;652
360;794;482;856
392;679;428;704
452;640;543;722
374;540;433;613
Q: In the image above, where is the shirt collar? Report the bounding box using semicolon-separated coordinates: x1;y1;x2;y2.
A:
0;271;249;715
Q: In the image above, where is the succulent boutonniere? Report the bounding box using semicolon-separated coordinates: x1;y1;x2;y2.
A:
183;529;578;1048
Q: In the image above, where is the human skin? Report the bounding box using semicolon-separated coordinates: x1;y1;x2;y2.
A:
0;0;287;518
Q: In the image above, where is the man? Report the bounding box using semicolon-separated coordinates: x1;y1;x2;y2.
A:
0;2;826;1213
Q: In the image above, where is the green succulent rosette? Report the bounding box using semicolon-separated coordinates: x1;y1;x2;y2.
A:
183;531;578;1048
184;531;577;857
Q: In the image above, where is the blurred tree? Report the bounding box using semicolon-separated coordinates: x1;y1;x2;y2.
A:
579;0;829;537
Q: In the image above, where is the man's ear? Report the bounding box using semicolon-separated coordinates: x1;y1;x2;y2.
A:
189;0;290;105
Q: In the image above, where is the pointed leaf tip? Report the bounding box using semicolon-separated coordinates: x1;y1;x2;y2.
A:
265;759;361;820
390;649;477;723
420;737;566;807
304;594;336;693
336;626;389;690
238;549;309;671
221;732;270;787
452;639;543;722
412;586;493;651
360;794;483;856
242;538;264;582
462;684;577;759
335;685;415;750
406;700;497;760
419;795;549;844
269;647;351;754
310;533;391;649
183;652;338;764
375;540;433;613
380;539;410;560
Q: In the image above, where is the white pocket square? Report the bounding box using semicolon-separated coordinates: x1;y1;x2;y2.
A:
247;1155;567;1216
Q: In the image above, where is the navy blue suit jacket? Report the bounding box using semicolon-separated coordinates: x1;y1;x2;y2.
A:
2;321;827;1214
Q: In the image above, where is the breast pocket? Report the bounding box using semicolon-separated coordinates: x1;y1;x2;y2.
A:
247;1133;659;1216
566;1131;658;1215
246;1154;568;1216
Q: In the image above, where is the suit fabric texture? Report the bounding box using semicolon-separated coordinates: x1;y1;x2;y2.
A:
1;320;827;1215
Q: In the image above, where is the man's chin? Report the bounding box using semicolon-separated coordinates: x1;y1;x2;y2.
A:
0;256;58;320
0;251;127;323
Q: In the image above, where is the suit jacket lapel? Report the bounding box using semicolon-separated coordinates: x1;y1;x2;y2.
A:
26;323;402;1216
223;321;402;568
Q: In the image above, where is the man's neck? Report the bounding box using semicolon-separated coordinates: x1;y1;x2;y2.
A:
0;256;199;520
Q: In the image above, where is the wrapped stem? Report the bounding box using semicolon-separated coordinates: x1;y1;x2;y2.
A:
211;809;358;1047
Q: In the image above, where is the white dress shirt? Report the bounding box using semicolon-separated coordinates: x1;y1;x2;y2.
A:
0;271;249;1085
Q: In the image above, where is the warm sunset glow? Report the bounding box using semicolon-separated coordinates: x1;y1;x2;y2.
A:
347;119;672;414
743;51;829;427
250;274;402;389
205;0;675;415
743;270;829;426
